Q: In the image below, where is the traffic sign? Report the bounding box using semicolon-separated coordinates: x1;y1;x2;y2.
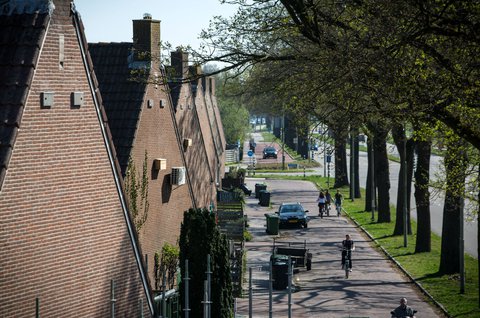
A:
326;155;332;163
247;150;254;157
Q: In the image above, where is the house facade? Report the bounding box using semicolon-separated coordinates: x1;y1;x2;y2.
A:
0;1;153;316
88;15;195;287
169;51;217;209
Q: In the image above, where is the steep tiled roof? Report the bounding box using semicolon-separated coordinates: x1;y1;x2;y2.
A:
88;42;147;175
0;12;49;189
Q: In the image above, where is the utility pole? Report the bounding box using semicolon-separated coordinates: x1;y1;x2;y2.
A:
370;137;376;222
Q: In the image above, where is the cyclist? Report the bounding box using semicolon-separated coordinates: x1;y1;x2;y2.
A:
341;234;355;271
334;189;343;216
391;298;417;318
325;190;332;216
317;191;326;218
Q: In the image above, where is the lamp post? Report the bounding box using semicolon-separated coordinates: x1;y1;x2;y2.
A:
370;136;375;221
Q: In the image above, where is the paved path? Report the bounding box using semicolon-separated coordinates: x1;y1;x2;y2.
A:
234;178;444;318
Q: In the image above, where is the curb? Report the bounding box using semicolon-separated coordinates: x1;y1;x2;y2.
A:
344;211;451;318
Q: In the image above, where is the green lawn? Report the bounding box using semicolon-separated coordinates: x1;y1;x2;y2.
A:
253;174;480;318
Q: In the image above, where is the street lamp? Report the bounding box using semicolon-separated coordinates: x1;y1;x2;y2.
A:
370;136;375;222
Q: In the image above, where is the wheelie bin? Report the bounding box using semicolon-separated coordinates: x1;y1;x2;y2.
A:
255;183;267;198
271;254;289;290
265;213;279;235
259;190;271;207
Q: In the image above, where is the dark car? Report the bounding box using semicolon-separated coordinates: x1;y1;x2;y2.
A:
276;202;309;228
263;147;278;159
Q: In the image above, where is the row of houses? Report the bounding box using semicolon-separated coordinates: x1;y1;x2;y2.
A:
0;0;225;316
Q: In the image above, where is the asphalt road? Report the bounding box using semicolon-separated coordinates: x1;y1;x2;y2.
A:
234;178;443;318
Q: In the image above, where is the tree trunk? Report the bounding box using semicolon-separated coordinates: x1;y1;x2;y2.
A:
392;125;406;235
372;123;391;223
332;124;349;188
439;139;468;274
414;138;432;253
391;125;414;235
365;136;375;212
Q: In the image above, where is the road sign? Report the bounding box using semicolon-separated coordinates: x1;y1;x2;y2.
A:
247;150;254;157
326;155;332;163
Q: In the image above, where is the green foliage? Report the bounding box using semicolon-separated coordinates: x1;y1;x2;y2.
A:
243;229;253;242
179;208;234;318
125;151;149;234
160;243;180;290
216;74;251;145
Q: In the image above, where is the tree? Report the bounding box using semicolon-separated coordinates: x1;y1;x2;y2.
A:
179;208;233;318
414;125;433;253
216;75;251;145
439;137;469;274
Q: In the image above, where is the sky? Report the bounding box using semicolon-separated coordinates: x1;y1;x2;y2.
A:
74;0;238;51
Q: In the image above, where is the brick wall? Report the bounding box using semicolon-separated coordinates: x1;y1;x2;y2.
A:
0;2;149;317
174;82;215;209
193;79;219;206
131;81;194;287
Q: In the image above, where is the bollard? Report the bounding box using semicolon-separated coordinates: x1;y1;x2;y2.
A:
111;280;116;318
184;259;190;318
36;297;40;318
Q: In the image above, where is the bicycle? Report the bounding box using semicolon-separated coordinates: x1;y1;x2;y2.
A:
342;248;352;278
318;203;326;218
325;203;331;216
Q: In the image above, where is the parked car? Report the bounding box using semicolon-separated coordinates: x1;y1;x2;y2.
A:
263;147;278;159
276;202;309;228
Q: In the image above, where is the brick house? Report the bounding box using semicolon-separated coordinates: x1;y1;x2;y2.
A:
168;51;218;208
88;15;195;288
0;1;153;317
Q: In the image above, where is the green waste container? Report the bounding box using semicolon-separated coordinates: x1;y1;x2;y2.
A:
255;184;267;198
265;213;279;235
259;190;271;207
271;254;289;290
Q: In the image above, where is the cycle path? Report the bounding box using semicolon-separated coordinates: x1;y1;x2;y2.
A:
234;178;443;318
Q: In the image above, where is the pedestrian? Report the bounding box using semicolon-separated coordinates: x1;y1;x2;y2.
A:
334;189;343;216
341;234;355;271
391;298;416;317
317;191;326;218
325;190;332;216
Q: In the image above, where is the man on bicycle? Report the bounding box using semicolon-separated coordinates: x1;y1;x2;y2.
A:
391;298;416;318
341;234;355;271
325;190;332;216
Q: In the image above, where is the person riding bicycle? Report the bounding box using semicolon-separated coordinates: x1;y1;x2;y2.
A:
317;191;326;218
391;298;416;318
334;189;343;216
341;234;355;271
325;190;332;216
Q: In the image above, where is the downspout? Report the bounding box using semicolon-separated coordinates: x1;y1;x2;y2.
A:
71;4;155;316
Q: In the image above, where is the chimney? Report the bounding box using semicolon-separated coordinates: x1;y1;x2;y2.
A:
171;50;189;80
132;13;161;69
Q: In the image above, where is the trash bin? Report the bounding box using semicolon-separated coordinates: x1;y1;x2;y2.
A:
255;184;267;198
259;190;271;207
265;213;279;235
271;254;289;290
